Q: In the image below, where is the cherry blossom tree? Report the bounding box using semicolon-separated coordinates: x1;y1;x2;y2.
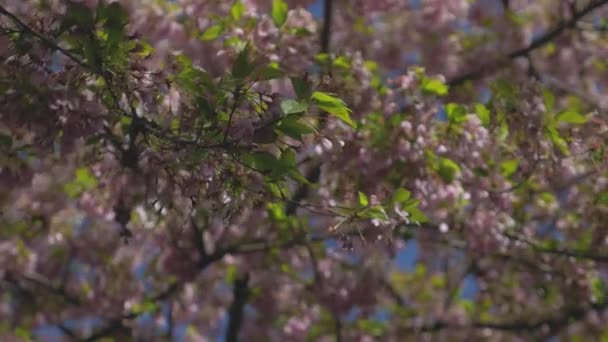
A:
1;0;608;340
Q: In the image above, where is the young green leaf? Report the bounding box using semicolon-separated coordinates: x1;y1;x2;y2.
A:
277;115;314;140
445;103;467;124
546;125;570;155
362;206;390;222
437;157;461;183
358;191;369;207
407;206;429;223
392;188;411;204
272;0;288;27
201;24;224;40
230;1;246;21
542;89;555;112
280;99;308;115
500;159;519;178
557;111;587;124
311;91;355;127
474;103;490;126
421;78;448;96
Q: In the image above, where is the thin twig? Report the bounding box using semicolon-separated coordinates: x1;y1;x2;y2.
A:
448;0;608;86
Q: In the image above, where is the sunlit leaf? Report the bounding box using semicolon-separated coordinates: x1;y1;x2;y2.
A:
272;0;288;27
230;1;246;20
445;103;467;124
474;103;490;126
421;78;448;96
392;188;411;204
500;159;519;177
311;91;355;127
557;110;587;124
201;24;224;40
542;89;555;112
358;191;369;207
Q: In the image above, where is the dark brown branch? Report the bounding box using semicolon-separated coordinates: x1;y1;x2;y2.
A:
334;317;343;342
504;232;608;262
84;316;134;342
226;273;250;342
285;0;334;215
400;300;608;334
448;0;608;87
0;5;89;70
320;0;334;54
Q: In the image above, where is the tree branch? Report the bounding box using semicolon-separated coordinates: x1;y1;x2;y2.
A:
285;0;334;215
503;232;608;262
400;300;608;334
448;0;608;87
320;0;334;54
0;5;89;70
226;273;250;342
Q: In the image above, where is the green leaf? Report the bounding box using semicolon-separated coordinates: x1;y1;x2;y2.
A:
225;265;237;283
314;53;330;65
247;152;279;172
333;56;351;69
311;91;355;127
98;2;128;32
61;2;95;31
290;76;311;100
362;206;389;222
474;103;490;126
277;115;314;140
542;89;555;112
175;55;214;94
132;299;159;314
232;44;255;80
267;202;286;221
252;125;278;144
557;110;587;124
392;188;411;204
437;157;460;183
357;319;386;337
498;120;509;140
75;168;98;189
358;191;369;207
0;132;13;149
407;207;428;223
445;103;467;124
500;159;519;177
421;78;448;96
271;0;288;27
14;327;32;340
281;148;296;167
288;169;309;184
201;24;224;40
280;99;308;115
64;167;98;198
546;125;570;155
230;1;246;20
258;63;284;80
311;91;347;108
597;192;608;205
